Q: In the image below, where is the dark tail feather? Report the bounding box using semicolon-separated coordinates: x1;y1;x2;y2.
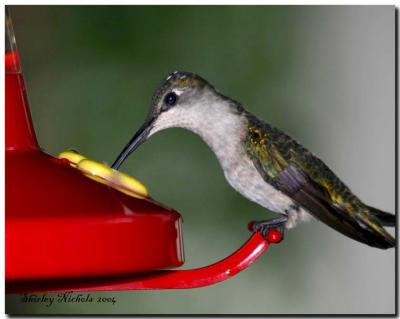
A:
269;164;395;249
293;189;396;249
368;206;396;227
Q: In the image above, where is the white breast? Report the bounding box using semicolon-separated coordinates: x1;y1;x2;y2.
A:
177;99;295;215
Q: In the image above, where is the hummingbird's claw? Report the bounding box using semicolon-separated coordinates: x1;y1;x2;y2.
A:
249;216;287;243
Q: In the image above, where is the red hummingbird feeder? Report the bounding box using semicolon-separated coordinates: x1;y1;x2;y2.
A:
5;9;281;294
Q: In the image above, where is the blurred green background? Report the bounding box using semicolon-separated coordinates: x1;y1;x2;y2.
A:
6;5;395;314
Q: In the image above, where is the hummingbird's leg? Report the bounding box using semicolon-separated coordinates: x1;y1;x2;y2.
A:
250;215;288;240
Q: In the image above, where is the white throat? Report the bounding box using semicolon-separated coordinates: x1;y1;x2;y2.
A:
150;93;248;168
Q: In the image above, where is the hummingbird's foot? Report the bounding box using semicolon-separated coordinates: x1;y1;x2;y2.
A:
249;215;288;243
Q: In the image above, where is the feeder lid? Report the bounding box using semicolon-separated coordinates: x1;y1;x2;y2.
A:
6;149;184;281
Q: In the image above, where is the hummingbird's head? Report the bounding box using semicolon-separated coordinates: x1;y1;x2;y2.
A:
111;71;242;170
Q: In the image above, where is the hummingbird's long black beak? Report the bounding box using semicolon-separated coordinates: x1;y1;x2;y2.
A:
111;118;155;170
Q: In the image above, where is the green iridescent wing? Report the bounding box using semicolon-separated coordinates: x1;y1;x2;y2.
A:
246;121;394;249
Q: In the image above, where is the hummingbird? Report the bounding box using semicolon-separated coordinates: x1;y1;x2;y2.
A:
112;71;395;249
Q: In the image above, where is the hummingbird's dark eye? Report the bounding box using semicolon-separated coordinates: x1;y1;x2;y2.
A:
164;92;177;107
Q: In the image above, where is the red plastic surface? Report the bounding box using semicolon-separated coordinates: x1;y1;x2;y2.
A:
267;229;283;243
6;150;184;280
6;53;38;151
6;232;269;293
6;151;184;281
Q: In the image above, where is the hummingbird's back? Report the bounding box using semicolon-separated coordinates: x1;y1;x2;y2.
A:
245;112;395;249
